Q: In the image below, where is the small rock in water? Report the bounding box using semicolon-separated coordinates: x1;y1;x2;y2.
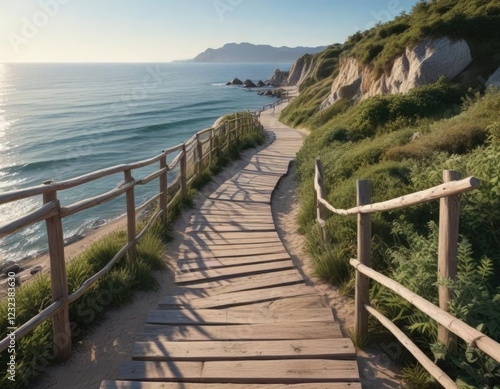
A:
244;79;256;88
230;77;243;85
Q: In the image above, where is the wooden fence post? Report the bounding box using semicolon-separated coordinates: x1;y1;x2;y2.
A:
160;155;168;224
180;143;187;197
209;128;214;166
355;179;372;340
124;170;136;261
233;113;238;147
438;170;460;353
43;184;71;361
314;158;329;248
196;133;203;174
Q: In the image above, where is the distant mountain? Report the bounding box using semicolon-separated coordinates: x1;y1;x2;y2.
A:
192;42;328;63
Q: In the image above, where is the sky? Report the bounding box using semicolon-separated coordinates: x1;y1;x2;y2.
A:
0;0;420;63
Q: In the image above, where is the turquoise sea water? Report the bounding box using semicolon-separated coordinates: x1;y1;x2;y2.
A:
0;63;288;263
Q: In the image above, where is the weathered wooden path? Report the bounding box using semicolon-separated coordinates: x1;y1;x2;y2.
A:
101;104;361;388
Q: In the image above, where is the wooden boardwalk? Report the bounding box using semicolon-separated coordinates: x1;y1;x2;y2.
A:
101;105;361;388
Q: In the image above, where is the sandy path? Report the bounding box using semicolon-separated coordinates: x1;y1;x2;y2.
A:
272;162;404;388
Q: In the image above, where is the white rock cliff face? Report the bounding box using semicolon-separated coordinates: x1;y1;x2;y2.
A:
269;55;318;87
286;55;317;86
486;67;500;88
321;37;473;110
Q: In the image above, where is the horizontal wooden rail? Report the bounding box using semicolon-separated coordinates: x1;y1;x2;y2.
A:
317;177;480;216
350;259;500;363
0;143;185;205
61;181;135;218
364;304;457;389
0;300;63;353
0;111;263;361
169;149;184;170
136;167;169;186
0;201;58;239
67;241;133;304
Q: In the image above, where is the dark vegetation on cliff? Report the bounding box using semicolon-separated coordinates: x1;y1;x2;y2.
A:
280;1;500;387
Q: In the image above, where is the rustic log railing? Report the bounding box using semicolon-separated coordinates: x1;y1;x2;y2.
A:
0;112;263;361
314;157;500;389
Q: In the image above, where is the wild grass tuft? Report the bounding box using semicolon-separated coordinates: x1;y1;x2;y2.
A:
401;364;439;389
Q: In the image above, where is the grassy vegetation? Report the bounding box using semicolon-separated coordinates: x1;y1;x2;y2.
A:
279;2;500;385
297;81;500;387
295;83;500;387
281;0;500;132
346;0;500;77
0;112;265;388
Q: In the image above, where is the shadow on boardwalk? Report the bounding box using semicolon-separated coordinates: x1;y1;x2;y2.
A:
101;102;362;387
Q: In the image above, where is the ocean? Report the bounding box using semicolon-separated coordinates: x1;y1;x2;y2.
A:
0;62;289;264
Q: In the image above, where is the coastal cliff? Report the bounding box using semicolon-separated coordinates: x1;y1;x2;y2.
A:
267;55;318;87
321;37;473;109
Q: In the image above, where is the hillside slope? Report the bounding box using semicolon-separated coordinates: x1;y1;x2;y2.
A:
279;1;500;387
280;0;500;129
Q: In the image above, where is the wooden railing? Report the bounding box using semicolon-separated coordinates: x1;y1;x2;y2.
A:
0;112;263;361
257;91;294;115
314;157;500;389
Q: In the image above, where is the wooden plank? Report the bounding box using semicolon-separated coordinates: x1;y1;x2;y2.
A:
140;321;343;341
182;235;281;247
227;294;327;311
207;196;270;204
220;183;277;190
184;231;279;240
176;253;290;271
118;361;202;381
119;360;359;383
133;338;356;361
186;223;276;232
200;201;271;211
179;247;286;259
162;285;318;309
185;224;276;233
172;269;304;295
147;308;334;325
188;221;275;228
179;241;283;252
189;216;274;223
101;380;362;389
195;211;271;217
175;260;295;284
